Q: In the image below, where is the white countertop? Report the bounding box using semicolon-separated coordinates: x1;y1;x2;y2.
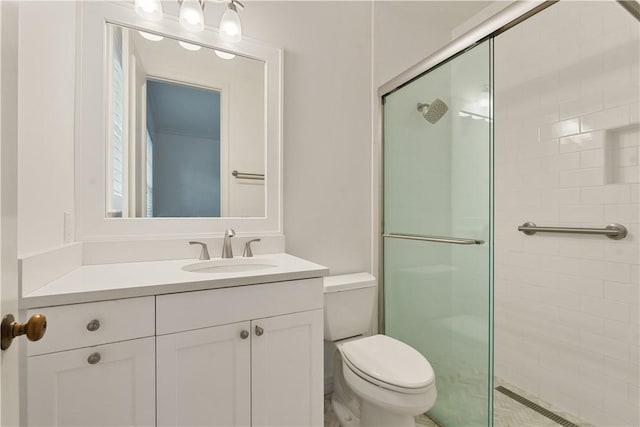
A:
21;253;329;309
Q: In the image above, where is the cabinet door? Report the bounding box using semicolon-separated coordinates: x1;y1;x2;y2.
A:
27;337;155;427
156;322;251;427
251;309;323;427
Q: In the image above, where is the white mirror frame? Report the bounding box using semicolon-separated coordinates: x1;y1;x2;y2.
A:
76;2;282;240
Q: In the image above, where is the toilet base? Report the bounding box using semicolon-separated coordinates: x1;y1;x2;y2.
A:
360;400;416;427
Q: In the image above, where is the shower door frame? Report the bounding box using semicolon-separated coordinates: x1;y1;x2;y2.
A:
376;0;640;425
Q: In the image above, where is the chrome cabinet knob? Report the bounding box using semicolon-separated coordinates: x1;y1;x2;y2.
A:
240;330;249;339
86;319;100;332
255;325;264;336
87;352;101;365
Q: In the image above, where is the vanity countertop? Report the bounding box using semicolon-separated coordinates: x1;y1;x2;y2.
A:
21;253;329;309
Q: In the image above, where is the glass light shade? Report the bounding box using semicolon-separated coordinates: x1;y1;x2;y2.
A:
214;50;236;60
180;0;205;32
178;41;202;51
220;7;242;42
139;31;164;42
135;0;163;21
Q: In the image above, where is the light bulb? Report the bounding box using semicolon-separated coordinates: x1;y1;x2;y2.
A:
180;0;205;32
135;0;163;21
220;4;242;42
178;41;202;51
139;31;164;42
215;50;236;60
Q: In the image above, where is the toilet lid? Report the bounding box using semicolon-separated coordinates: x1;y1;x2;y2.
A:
341;335;434;390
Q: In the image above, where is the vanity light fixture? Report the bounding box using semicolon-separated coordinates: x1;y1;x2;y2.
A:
219;0;244;42
179;0;205;32
179;40;202;51
214;50;236;60
135;0;163;21
139;31;164;41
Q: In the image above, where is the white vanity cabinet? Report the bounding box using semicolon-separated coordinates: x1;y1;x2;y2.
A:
155;278;324;427
25;276;324;427
26;297;156;427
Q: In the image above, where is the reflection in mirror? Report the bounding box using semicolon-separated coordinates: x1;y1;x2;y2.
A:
106;23;266;219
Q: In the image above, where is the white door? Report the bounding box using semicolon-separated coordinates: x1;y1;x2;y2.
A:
251;309;324;427
27;337;155;427
156;321;251;427
0;1;21;425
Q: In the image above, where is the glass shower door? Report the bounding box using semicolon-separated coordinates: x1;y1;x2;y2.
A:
382;40;493;426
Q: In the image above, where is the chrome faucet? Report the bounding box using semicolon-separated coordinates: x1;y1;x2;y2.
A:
189;241;210;260
221;229;236;258
243;239;261;257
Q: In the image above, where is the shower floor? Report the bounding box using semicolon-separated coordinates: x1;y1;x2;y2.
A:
324;379;593;427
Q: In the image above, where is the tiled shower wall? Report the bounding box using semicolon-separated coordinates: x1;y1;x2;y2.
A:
494;2;639;426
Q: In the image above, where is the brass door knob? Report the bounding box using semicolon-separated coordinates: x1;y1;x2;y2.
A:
1;313;47;350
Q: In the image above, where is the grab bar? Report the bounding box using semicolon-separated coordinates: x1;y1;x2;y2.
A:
232;170;264;180
383;233;484;245
517;222;627;240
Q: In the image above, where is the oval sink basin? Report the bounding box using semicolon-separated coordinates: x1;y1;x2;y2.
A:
182;258;277;274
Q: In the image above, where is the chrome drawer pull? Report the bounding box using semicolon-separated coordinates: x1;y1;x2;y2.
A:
86;319;100;332
87;352;101;365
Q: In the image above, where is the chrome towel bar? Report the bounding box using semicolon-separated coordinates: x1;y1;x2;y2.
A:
518;222;627;240
232;170;264;180
383;233;484;245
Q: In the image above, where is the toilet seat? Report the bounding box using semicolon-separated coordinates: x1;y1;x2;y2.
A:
340;335;435;394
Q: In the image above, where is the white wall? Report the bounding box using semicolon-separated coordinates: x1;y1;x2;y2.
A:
17;2;76;257
238;1;374;274
494;2;639;426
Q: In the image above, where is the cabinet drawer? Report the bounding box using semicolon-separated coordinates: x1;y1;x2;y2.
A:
157;278;323;335
27;296;155;356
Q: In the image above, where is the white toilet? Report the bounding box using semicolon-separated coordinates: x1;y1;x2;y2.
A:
324;273;437;427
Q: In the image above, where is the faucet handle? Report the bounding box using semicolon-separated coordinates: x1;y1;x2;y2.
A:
243;239;261;258
189;241;210;261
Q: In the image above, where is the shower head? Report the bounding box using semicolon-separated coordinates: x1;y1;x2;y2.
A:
417;98;448;124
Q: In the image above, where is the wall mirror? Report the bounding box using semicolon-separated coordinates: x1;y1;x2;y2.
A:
78;2;282;239
106;23;266;219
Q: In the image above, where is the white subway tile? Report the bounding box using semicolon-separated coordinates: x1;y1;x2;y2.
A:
604;204;639;224
615;146;640;168
551;273;604;298
580;259;631;283
582;295;630;322
619;165;639;184
580;149;605;168
604;80;640;109
603;318;639;347
581;331;630;360
630;102;639;124
604;281;639;303
557;152;580;170
581;104;630;132
559;130;606;153
559;204;604;222
580;186;605;204
604;243;639;265
604;184;631;204
558;170;581;188
604;357;639;382
557;188;581;204
557;239;605;261
543;118;581;140
557;309;604;334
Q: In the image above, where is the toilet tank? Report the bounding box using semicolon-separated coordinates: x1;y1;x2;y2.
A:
323;273;376;341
